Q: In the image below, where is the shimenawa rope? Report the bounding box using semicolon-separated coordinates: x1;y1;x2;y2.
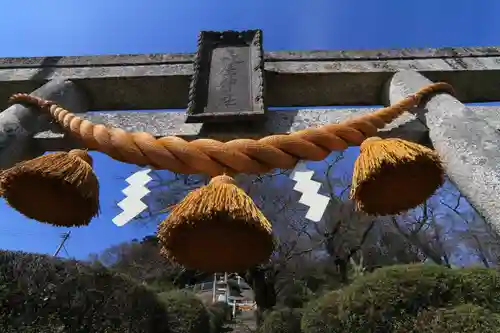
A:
8;82;453;177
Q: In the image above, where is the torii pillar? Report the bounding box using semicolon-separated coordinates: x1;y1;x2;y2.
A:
387;70;500;234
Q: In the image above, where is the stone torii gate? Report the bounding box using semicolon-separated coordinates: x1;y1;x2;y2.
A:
1;30;500;233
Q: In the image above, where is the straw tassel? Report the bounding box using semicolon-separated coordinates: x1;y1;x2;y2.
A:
0;149;100;227
350;137;444;216
157;174;274;272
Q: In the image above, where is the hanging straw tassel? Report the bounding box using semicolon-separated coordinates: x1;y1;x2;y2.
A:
157;174;274;272
350;137;444;216
0;149;100;227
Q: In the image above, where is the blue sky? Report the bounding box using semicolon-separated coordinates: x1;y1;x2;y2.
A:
0;0;499;260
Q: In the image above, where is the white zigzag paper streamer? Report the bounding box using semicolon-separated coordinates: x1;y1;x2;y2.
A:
112;169;152;227
290;161;330;222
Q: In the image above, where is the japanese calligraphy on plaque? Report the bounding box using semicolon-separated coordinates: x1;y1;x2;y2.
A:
185;30;266;123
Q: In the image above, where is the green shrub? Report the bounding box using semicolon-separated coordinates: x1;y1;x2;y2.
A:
158;289;211;333
260;307;302;333
0;250;170;333
207;301;232;333
278;280;314;309
300;291;343;333
147;279;177;293
404;304;500;333
301;264;500;333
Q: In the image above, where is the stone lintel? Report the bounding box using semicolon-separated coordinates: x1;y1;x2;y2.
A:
0;47;500;111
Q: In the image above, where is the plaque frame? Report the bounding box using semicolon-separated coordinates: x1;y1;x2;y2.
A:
185;30;266;123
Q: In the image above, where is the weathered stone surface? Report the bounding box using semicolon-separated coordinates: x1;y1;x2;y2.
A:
264;46;500;60
1;46;497;68
0;53;193;67
265;56;500;107
0;47;500;111
0;79;87;169
0;63;192;111
387;70;500;234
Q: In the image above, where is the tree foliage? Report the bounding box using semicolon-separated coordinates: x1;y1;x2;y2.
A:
91;235;211;291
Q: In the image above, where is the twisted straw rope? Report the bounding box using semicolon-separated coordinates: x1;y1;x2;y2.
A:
9;82;452;176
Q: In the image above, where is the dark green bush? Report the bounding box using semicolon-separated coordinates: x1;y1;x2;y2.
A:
0;250;170;333
278;280;314;308
301;264;500;333
207;301;232;333
405;304;500;333
260;307;303;333
300;291;343;333
158;289;211;333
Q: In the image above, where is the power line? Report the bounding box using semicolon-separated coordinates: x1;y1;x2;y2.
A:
53;231;71;257
62;244;70;258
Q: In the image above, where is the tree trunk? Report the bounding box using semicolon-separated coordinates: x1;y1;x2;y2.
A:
243;266;277;326
335;258;349;284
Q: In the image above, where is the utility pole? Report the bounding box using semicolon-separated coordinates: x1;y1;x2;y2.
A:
53;231;71;257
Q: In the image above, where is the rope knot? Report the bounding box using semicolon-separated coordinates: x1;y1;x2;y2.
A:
68;149;93;167
210;174;236;185
414;82;455;108
360;136;382;150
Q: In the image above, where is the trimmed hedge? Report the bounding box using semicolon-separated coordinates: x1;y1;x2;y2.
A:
158;289;211;333
0;250;171;333
260;308;303;333
405;304;500;333
301;264;500;333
